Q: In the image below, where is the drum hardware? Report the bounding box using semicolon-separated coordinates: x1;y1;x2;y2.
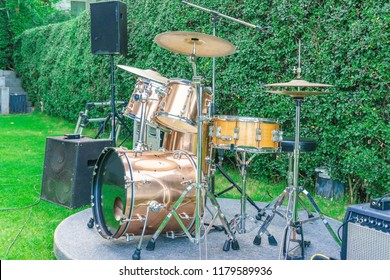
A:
132;200;165;260
125;233;135;242
150;32;239;258
256;41;341;259
182;0;272;118
118;65;169;151
74;101;128;143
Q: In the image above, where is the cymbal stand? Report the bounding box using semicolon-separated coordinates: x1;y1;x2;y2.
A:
252;100;342;258
146;45;238;259
182;0;272;195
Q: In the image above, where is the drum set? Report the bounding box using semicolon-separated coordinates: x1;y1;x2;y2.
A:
88;3;342;260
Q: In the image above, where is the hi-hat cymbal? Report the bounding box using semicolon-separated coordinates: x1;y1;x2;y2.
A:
154;31;236;57
266;79;332;88
265;90;332;98
117;65;168;84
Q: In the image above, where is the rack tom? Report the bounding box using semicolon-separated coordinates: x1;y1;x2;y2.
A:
155;78;213;134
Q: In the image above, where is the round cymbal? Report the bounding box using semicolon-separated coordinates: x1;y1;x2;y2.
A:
117;65;168;84
265;90;332;98
266;79;332;88
154;31;236;57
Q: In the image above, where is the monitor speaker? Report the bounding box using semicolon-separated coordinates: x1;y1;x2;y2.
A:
40;136;112;209
341;203;390;260
90;1;128;55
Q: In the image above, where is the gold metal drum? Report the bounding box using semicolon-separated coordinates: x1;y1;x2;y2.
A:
124;78;167;128
162;124;212;174
155;78;213;134
212;115;282;152
91;148;197;239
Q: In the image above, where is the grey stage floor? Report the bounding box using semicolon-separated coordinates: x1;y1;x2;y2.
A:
54;198;342;260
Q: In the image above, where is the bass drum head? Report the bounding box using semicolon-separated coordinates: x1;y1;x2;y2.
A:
92;148;199;240
92;148;130;239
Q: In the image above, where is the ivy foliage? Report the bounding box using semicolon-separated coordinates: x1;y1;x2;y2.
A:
0;0;70;69
12;0;389;202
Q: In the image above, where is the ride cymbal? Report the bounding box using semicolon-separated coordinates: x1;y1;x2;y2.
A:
117;65;168;84
154;31;236;57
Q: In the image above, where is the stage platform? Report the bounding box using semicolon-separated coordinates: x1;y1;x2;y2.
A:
54;198;342;260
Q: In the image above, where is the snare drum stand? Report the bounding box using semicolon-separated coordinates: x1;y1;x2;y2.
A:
228;151;259;234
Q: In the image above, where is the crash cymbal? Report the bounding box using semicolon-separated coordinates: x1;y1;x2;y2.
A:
154;31;236;57
265;90;332;98
117;65;168;84
266;79;332;88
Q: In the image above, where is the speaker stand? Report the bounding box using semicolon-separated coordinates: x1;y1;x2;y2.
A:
95;55;132;146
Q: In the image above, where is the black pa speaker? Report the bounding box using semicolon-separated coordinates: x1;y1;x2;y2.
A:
341;203;390;260
41;136;112;209
90;1;128;55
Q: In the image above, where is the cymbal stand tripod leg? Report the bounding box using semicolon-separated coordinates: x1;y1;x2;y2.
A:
280;98;341;259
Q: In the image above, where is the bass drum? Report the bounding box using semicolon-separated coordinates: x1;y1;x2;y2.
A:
92;148;197;239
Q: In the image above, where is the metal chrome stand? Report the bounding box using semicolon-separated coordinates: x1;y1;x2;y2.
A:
94;55;133;146
133;82;152;153
144;45;238;259
253;98;341;259
227;151;259;234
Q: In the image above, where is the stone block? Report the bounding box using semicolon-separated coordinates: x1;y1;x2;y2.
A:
1;87;10;114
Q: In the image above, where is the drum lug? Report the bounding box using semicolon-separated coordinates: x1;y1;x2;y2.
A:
256;128;262;141
216;126;221;138
272;130;283;142
148;200;165;212
126;233;135;242
234;127;240;140
208;125;214;137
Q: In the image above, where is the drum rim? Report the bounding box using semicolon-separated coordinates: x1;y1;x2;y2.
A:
92;147;133;239
167;78;192;85
155;112;197;133
213;115;279;123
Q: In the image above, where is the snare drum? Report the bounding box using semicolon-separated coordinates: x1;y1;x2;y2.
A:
92;148;198;239
124;77;167;128
211;115;282;152
155;78;213;134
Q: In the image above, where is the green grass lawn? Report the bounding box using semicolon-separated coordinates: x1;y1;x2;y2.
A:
0;112;348;260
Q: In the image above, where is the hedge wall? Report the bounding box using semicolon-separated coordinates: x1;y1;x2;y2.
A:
13;0;389;202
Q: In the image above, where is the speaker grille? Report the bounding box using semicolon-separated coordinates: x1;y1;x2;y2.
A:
346;223;390;260
90;1;128;55
341;203;390;260
41;137;112;208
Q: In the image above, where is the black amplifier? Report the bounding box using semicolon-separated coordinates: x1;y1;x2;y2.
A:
341;203;390;260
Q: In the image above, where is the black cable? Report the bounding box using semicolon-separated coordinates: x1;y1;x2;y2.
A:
0;198;41;211
2;206;34;259
336;218;354;242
